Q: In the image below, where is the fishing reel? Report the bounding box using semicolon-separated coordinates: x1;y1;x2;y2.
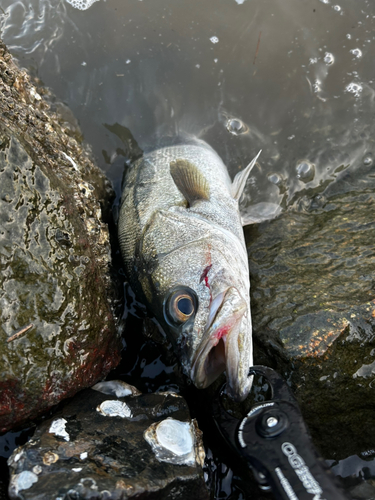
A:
212;365;351;500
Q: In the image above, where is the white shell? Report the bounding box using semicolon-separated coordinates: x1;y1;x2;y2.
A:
96;400;132;418
12;471;38;493
13;450;23;463
144;418;197;465
32;465;42;475
92;380;141;398
49;418;70;441
156;420;193;455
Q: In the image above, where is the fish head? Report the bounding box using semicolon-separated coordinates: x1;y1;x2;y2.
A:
144;231;252;402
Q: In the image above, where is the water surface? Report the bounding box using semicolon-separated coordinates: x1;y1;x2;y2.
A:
2;0;375;210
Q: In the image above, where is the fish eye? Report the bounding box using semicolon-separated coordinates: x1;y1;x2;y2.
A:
176;297;194;316
164;288;197;325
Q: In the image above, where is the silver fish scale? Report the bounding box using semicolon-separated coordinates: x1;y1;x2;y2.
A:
118;141;253;400
142;210;249;297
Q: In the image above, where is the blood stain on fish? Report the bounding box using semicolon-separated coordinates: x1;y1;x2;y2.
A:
214;324;231;340
200;264;212;303
200;264;212;286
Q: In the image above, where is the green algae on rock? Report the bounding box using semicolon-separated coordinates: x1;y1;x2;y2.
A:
0;39;122;433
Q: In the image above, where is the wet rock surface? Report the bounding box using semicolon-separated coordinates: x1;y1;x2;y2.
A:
247;181;375;459
7;387;208;500
0;39;122;432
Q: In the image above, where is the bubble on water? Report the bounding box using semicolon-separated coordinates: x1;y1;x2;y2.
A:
195;64;200;68
126;59;131;64
350;48;362;59
296;161;315;182
345;82;363;97
320;0;330;3
346;34;352;39
333;4;341;11
235;0;246;4
65;0;100;10
363;154;373;166
210;36;219;44
268;173;282;185
324;52;334;65
226;118;247;135
81;61;87;66
309;57;318;65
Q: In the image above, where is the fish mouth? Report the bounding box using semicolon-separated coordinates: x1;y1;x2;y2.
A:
190;287;251;400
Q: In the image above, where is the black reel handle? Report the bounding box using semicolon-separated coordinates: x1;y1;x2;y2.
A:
213;365;351;500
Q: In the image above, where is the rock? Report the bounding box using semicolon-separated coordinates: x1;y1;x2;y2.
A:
330;452;375;500
7;386;208;500
348;480;375;500
247;186;375;459
0;39;122;432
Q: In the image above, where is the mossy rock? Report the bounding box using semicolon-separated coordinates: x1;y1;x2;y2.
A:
0;40;121;432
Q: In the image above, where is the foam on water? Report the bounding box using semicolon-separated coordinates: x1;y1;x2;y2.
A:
65;0;100;9
345;82;363;97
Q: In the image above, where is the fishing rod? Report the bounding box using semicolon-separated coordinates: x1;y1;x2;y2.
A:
212;365;351;500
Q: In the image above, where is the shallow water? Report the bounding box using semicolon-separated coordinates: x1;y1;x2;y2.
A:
1;0;375;497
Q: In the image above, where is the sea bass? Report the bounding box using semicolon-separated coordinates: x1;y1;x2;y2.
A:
118;139;261;401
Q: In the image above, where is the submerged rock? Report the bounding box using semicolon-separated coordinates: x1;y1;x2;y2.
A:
247;187;375;458
0;39;122;432
7;387;208;500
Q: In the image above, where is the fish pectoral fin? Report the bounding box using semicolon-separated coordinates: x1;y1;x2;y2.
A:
231;150;262;201
170;158;210;207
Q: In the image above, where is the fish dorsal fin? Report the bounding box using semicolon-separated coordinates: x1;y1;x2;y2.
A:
231;150;262;201
170;158;210;207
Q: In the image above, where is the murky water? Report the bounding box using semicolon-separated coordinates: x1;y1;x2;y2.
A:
2;0;375;208
1;0;375;498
